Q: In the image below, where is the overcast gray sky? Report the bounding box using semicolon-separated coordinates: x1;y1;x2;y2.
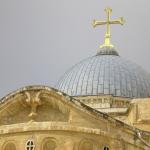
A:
0;0;150;98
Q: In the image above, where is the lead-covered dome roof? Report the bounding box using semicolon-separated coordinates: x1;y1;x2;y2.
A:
56;48;150;98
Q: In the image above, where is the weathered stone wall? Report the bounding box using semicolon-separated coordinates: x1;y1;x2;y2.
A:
0;86;149;150
0;127;148;150
127;98;150;132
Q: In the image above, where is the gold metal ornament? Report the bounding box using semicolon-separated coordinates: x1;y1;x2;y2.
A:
93;8;125;48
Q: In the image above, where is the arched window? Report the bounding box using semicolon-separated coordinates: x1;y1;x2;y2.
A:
3;143;16;150
25;140;35;150
42;139;56;150
79;140;94;150
103;146;109;150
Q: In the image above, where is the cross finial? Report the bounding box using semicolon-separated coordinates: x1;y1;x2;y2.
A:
93;8;125;48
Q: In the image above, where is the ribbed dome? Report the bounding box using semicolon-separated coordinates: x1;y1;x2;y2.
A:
56;48;150;98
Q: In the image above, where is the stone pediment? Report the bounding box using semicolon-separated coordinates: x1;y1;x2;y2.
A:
0;86;107;129
0;86;71;125
0;86;115;130
0;86;140;131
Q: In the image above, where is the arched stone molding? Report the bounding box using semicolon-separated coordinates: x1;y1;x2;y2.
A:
2;142;16;150
41;137;57;150
78;139;97;150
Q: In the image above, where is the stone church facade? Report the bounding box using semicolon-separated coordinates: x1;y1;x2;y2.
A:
0;86;150;150
0;7;150;150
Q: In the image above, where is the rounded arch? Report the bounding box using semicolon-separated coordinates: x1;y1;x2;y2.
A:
41;138;57;150
78;139;94;150
3;143;16;150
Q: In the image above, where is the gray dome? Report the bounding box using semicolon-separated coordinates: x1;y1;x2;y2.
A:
56;49;150;98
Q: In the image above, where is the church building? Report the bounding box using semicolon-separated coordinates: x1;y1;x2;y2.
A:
0;8;150;150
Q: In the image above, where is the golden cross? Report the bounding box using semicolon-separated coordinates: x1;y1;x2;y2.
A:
93;8;124;48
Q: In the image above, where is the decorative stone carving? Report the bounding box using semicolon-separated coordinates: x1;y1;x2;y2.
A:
0;89;70;124
25;92;42;121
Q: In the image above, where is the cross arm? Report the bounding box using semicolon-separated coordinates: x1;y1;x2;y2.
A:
109;17;125;25
93;20;107;28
